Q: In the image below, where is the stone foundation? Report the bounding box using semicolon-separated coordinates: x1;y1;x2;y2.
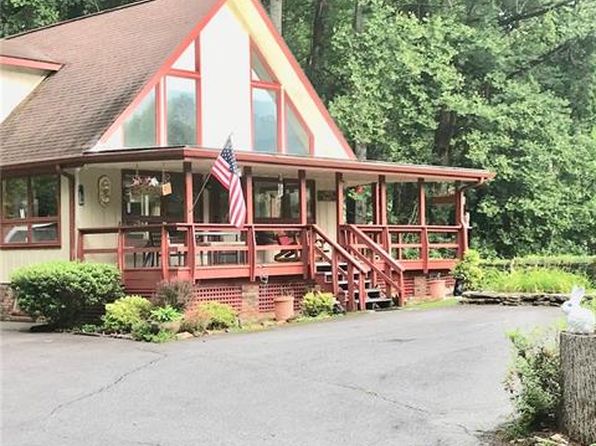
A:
0;283;32;321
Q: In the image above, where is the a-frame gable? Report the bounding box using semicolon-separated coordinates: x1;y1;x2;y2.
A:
97;0;355;161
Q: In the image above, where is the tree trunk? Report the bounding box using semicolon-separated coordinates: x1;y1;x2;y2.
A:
353;0;364;33
307;0;329;79
560;332;596;446
269;0;283;34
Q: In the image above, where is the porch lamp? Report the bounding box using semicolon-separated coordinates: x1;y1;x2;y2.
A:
78;184;85;206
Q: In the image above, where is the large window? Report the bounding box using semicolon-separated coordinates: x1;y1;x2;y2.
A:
123;90;156;147
118;40;200;148
251;46;312;155
1;175;60;247
254;178;315;223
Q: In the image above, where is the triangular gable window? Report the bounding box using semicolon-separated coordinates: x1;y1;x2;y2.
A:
251;50;274;82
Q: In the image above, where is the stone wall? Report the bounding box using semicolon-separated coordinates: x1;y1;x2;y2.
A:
460;291;595;306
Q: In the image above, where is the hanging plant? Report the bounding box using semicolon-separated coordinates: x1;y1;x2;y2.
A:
128;175;162;198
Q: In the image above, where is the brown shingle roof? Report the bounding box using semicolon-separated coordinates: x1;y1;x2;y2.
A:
0;40;59;64
0;0;222;167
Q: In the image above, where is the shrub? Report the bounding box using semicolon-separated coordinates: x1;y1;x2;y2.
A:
154;279;194;309
483;268;591;293
504;328;561;436
10;261;123;328
149;305;182;323
103;295;153;333
183;302;237;331
302;291;335;317
452;249;484;291
131;322;175;343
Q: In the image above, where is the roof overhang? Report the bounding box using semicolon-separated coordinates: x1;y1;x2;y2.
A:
0;146;495;184
0;55;63;71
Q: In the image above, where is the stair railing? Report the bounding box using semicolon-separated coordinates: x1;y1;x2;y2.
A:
310;225;369;311
339;224;405;306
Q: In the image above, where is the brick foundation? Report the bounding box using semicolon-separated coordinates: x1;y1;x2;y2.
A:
402;271;455;302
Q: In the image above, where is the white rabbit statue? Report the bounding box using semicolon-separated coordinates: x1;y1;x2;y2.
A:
561;286;595;334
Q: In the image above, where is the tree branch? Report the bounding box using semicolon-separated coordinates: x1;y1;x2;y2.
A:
498;0;577;27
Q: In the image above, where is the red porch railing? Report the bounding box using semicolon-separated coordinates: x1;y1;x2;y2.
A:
348;224;464;273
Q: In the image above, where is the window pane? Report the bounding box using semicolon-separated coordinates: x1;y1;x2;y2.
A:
2;224;29;244
167;76;197;145
286;103;309;156
2;177;28;219
31;175;59;217
253;88;277;153
251;51;273;82
172;42;196;71
123;90;156;147
254;180;282;219
32;222;58;242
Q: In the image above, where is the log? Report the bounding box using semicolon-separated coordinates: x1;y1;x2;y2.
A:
560;332;596;445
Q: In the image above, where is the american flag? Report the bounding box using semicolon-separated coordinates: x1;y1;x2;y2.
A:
210;137;246;228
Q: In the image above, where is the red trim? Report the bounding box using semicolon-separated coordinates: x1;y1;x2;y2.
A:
249;0;356;160
0;55;62;71
99;0;226;144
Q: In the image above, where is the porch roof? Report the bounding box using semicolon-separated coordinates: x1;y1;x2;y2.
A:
0;145;492;183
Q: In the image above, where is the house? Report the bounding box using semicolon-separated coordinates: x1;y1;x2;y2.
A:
0;0;493;318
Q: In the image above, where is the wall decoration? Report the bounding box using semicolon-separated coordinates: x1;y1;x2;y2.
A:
98;175;111;207
317;190;336;201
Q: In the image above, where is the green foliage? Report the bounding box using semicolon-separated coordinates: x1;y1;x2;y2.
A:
302;291;335;317
482;255;596;283
149;305;182;323
184;302;237;331
131;322;175;343
154;279;193;309
504;328;561;436
452;249;484;291
102;295;153;333
10;261;123;328
484;269;591;294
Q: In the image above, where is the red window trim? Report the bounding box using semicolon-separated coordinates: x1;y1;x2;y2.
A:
0;174;61;249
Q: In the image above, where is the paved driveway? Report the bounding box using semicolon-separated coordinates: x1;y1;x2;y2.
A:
1;305;560;446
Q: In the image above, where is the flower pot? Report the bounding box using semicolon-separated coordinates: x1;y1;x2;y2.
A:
273;295;294;321
428;279;446;300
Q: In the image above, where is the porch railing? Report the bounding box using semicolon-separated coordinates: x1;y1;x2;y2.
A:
349;224;464;272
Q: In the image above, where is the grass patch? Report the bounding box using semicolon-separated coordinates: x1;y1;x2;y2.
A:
404;297;459;311
483;269;591;294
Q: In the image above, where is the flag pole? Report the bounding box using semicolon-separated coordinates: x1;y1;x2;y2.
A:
191;133;234;211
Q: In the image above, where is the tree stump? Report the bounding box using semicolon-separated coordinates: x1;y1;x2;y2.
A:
560;332;596;445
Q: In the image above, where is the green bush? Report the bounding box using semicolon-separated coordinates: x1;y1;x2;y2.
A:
482;255;596;283
452;249;484;291
10;261;123;328
504;328;561;436
131;322;175;343
483;268;591;293
103;295;153;333
149;305;182;323
154;279;194;309
302;291;335;317
185;302;237;331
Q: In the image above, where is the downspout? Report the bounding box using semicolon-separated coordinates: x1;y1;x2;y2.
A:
57;165;76;261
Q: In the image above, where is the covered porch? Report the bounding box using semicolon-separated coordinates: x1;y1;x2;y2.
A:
75;147;492;310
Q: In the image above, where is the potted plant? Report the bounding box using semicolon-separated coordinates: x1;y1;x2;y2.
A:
427;273;446;300
273;287;294;322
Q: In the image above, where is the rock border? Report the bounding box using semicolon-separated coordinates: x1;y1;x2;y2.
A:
460;291;595;307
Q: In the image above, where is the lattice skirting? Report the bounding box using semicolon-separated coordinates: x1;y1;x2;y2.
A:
257;281;310;313
191;284;244;313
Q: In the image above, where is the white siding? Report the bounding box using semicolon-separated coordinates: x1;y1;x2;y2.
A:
200;4;251;150
0;66;48;123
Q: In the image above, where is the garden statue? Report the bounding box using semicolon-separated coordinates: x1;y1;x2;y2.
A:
561;286;595;334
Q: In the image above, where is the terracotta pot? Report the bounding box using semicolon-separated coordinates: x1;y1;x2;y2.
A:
428;279;446;300
273;295;294;321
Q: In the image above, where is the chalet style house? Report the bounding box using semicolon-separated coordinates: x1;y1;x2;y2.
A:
0;0;493;317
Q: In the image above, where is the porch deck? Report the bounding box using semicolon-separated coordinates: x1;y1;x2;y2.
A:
78;222;464;310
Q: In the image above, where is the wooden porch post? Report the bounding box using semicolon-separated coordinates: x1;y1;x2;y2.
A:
336;172;345;240
455;184;468;257
372;182;379;224
184;161;193;224
244;166;254;225
418;178;428;273
298;169;307;225
378;175;387;226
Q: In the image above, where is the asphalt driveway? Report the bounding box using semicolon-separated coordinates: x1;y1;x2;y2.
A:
1;305;560;446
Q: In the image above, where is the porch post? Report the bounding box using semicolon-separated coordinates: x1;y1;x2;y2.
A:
455;184;468;256
336;172;345;240
298;169;307;225
378;175;387;226
184;161;193;224
244;166;253;225
418;178;428;273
